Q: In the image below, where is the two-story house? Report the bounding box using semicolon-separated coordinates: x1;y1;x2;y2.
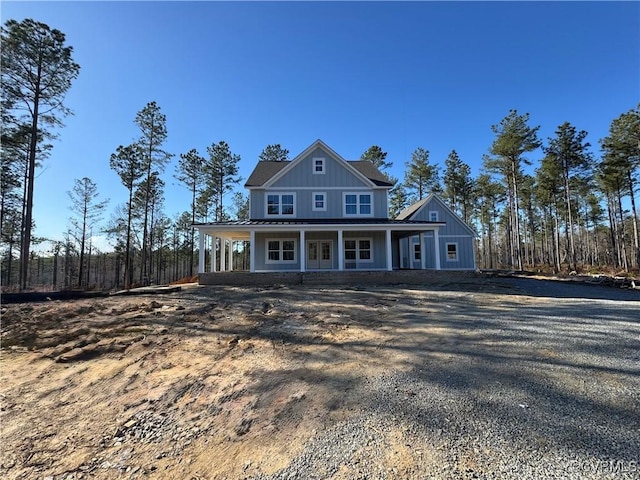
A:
193;139;476;279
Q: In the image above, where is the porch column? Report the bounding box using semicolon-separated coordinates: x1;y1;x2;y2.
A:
198;230;205;273
229;239;234;272
249;230;256;273
220;237;226;272
385;229;393;271
300;230;306;272
420;233;426;270
210;236;216;273
337;229;344;271
434;228;441;270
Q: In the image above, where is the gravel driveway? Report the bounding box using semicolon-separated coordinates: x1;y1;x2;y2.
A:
252;279;640;480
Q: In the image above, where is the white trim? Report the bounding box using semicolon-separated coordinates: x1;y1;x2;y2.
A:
337;230;344;271
195;223;445;235
300;230;306;272
265;192;297;218
446;242;459;262
265;238;297;264
343;192;374;217
253;186;387;191
439;234;475;238
312;192;327;212
412;242;422;262
434;229;441;270
385;229;392;271
312;157;325;175
249;230;256;272
198;232;205;273
262;139;378;189
401;194;477;236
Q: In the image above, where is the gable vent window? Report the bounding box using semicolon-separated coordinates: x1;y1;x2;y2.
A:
313;157;325;174
266;193;295;216
429;211;439;222
344;193;373;216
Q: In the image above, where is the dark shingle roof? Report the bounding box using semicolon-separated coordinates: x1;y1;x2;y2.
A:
244;160;395;188
396;196;430;220
244;162;289;187
348;161;395;187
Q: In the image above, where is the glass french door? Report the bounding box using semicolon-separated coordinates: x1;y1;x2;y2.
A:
307;240;333;269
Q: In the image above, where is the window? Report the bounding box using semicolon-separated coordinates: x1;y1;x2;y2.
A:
429;211;439;222
413;243;421;261
344;238;373;263
313;157;325;174
446;243;458;261
312;192;326;211
266;193;295;216
344;193;373;216
266;239;296;263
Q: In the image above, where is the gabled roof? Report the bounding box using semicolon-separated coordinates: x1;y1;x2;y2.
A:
245;162;288;187
244;139;394;188
396;193;477;236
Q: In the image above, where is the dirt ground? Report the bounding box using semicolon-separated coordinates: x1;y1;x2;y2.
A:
1;280;639;480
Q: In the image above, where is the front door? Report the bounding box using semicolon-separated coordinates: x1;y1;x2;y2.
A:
307;240;332;269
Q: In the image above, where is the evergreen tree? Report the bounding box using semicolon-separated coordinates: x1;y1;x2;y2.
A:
175;148;206;276
67;177;108;288
443;150;474;223
404;147;441;200
600;105;640;269
205;141;242;221
259;144;289;162
485;110;541;270
134;101;171;283
543;122;593;270
109;144;144;288
1;18;80;289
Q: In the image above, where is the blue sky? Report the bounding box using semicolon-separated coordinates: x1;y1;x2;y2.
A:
3;1;639;251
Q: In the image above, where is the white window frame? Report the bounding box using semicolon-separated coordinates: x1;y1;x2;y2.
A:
412;242;422;262
265;238;297;264
312;192;327;212
446;242;459;262
429;211;439;222
344;237;374;265
312;157;325;175
343;192;373;217
265;192;296;217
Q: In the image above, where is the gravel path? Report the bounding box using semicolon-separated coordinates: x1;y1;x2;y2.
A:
251;281;640;480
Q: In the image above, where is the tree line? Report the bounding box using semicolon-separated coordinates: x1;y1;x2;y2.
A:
379;107;639;275
1;18;638;291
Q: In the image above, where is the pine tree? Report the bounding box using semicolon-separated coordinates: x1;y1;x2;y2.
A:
1;18;80;289
404;147;441;200
67;177;108;288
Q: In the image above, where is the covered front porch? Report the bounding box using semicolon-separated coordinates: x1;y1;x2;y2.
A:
194;220;445;275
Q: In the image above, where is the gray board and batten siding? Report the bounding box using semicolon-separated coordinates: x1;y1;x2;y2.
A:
398;195;477;270
246;146;390;221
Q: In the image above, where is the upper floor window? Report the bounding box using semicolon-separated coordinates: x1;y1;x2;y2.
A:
266;192;295;216
429;211;439;222
344;193;373;216
313;157;325;174
312;192;326;211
